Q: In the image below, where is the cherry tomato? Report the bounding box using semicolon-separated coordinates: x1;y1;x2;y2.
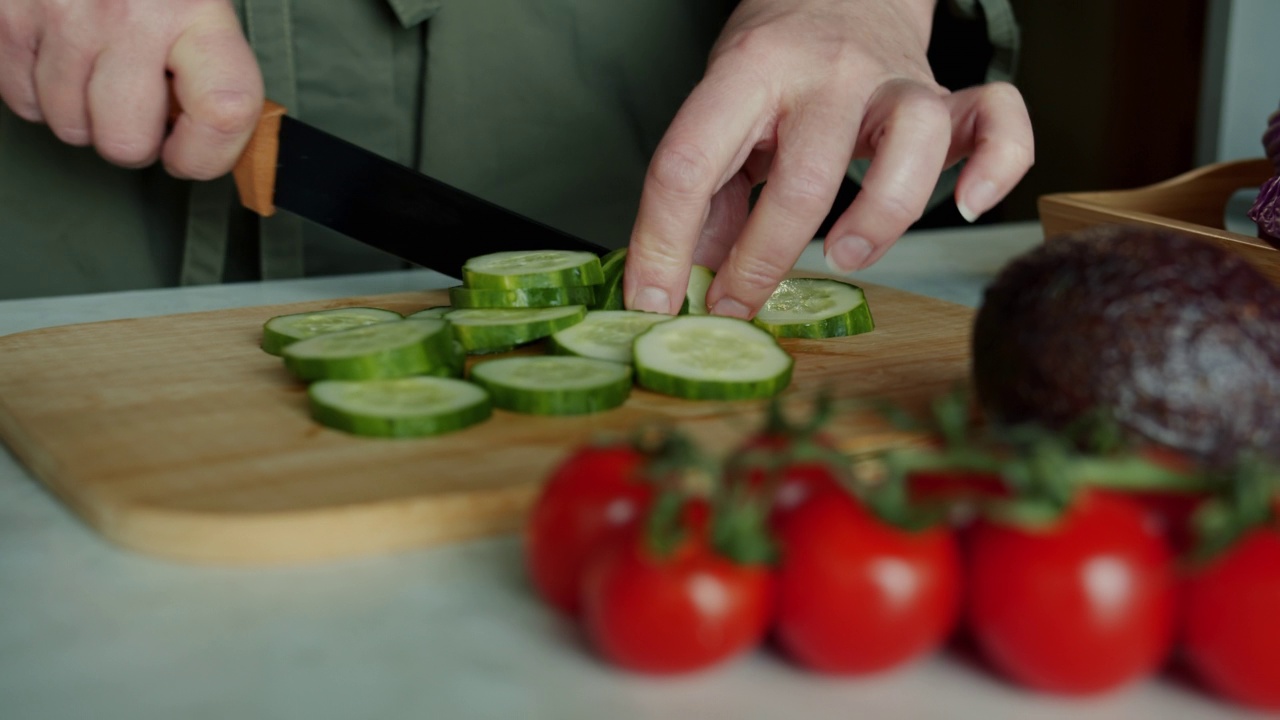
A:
907;469;1009;504
727;430;843;526
965;490;1176;694
772;486;962;674
579;521;775;674
524;442;653;616
1182;527;1280;710
1127;445;1207;555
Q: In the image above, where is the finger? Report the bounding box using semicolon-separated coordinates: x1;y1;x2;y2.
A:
624;63;771;314
705;100;856;318
823;82;951;274
0;7;43;121
942;82;1035;222
691;168;754;271
88;41;169;168
163;9;263;180
32;27;98;145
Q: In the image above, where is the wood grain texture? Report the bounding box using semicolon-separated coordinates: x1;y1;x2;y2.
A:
0;282;974;566
1038;158;1280;283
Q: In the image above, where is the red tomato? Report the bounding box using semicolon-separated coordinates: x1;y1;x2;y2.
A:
772;486;962;674
907;469;1009;504
524;443;653;616
580;522;775;674
965;490;1176;694
728;431;843;526
1182;527;1280;710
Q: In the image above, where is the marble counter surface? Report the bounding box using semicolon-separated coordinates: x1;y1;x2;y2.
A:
0;222;1251;719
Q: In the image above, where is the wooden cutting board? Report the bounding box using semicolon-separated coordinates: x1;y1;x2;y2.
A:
0;281;974;565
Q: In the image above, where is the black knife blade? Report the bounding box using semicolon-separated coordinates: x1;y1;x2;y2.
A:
220;100;613;280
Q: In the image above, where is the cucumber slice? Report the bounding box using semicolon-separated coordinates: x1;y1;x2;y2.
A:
448;284;597;309
752;278;875;338
548;310;673;364
407;306;452;319
633;316;793;400
681;265;715;315
261;307;402;356
462;250;605;290
469;356;632;415
282;318;457;381
445;305;587;354
309;376;491;438
595;248;628;310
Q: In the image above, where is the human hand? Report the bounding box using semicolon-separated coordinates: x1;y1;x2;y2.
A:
623;0;1034;317
0;0;263;179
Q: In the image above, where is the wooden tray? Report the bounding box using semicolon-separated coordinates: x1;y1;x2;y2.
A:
0;282;973;566
1038;157;1279;282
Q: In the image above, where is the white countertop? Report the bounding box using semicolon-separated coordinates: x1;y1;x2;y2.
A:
0;222;1254;719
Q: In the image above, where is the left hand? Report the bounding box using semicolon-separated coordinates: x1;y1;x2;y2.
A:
623;0;1034;318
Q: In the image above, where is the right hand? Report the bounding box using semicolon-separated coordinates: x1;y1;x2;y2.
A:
0;0;264;180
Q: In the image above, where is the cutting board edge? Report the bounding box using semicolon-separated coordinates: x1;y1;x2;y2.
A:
83;479;541;566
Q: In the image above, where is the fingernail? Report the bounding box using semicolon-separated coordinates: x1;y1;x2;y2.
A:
632;286;671;314
710;297;751;319
825;236;873;275
958;180;998;223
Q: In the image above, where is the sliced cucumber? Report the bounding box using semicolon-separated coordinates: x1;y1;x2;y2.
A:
752;278;875;338
445;305;587;354
548;310;673;364
309;376;491;438
462;250;604;290
595;248;628;311
448;284;597;309
407;306;452;319
282;318;457;381
261;307;402;356
633;316;793;400
681;265;715;315
469;356;632;415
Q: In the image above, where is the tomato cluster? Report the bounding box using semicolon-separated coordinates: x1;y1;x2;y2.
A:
522;406;1280;711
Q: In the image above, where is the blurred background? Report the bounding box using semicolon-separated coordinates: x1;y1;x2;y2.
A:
902;0;1279;228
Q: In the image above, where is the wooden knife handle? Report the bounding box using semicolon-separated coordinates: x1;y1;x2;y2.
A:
167;84;286;217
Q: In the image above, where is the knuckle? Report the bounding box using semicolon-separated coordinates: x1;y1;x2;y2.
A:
198;90;259;137
893;92;950;132
773;163;834;215
870;190;923;227
716;26;780;66
649;142;717;199
729;250;791;293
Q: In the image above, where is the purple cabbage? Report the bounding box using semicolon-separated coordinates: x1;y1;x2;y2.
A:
1250;174;1280;245
1266;103;1280;173
1250;101;1280;245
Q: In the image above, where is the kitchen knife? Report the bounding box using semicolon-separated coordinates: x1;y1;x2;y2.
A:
203;99;614;280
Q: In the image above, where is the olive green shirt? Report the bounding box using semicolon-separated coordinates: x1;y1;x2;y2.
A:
0;0;1018;299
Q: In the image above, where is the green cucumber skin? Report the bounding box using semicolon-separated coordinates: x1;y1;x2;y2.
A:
448;285;597;309
261;308;402;356
595;248;627;310
282;326;458;382
470;373;632;416
261;332;296;357
285;343;453;381
634;363;793;400
753;307;875;339
478;382;631;415
446;307;587;354
462;261;605;290
407;306;452;319
308;393;492;438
